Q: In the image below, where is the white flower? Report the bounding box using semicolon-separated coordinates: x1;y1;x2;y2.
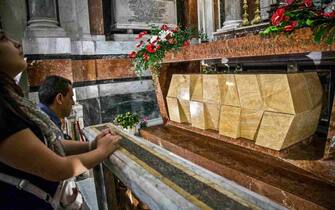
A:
158;30;174;41
150;35;159;44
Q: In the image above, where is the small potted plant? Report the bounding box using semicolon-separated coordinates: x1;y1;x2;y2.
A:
113;112;140;135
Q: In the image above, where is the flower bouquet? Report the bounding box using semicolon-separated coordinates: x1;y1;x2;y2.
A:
128;25;200;76
114;112;139;134
260;0;335;44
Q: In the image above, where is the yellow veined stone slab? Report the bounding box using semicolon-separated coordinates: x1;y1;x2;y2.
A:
190;101;206;129
219;74;240;107
204;103;220;130
240;109;263;140
287;73;313;113
219;105;241;138
282;104;322;149
258;74;295;114
179;99;191;123
203;75;220;104
190;75;203;102
167;73;323;150
167;74;190;100
166;97;181;122
166;97;190;123
235;74;263;110
255;111;294;150
303;72;323;108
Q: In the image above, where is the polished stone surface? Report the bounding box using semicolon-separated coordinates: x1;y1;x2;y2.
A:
166;73;323;150
219;74;240;107
27;59;73;86
75;82;159;126
219;105;241;138
240;108;263;140
140;125;335;210
85;124;286;210
164;28;335;63
203;75;220;104
235;74;263;110
167;74;191;101
111;0;177;30
27;57;138;86
190;101;205;129
99;91;160;124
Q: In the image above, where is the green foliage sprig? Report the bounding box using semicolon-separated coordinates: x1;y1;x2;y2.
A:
114;112;139;129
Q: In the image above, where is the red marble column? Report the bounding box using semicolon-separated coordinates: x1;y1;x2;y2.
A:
88;0;105;35
184;0;198;28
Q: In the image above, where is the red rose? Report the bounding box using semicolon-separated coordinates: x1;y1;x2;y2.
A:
156;45;161;50
183;40;190;47
143;53;149;61
283;21;298;32
146;44;156;53
128;51;137;58
323;11;335;18
271;8;286;26
135;31;148;40
304;0;312;7
161;24;169;31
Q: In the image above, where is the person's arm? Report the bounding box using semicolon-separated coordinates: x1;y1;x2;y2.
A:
61;129;116;155
61;140;89;155
0;128;120;182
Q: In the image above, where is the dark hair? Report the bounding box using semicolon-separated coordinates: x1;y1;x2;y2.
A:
38;75;72;105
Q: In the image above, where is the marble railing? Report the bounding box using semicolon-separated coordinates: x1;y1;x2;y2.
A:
166;73;323;151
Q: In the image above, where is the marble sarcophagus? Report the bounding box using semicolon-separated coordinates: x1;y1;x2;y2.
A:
166;73;323;151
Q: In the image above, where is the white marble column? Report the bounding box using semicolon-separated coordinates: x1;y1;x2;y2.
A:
23;0;71;54
197;0;215;40
25;0;66;37
218;0;242;32
260;0;273;21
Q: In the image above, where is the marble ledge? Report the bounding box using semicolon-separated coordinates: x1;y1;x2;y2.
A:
163;28;335;63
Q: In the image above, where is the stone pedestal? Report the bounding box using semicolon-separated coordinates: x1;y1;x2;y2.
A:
25;0;66;37
217;0;242;32
24;0;70;54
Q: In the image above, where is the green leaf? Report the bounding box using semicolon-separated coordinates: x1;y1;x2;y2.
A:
306;19;314;26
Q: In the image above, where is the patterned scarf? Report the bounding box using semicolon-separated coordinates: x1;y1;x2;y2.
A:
8;86;66;156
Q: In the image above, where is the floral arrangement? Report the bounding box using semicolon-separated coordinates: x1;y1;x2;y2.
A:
128;25;200;76
260;0;335;44
114;112;139;129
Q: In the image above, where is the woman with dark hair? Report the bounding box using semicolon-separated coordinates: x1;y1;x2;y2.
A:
0;30;121;209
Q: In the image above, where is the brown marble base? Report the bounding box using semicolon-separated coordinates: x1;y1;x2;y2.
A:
140;124;335;210
27;57;135;87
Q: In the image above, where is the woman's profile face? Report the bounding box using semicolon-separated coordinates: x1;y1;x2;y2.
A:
0;31;27;77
